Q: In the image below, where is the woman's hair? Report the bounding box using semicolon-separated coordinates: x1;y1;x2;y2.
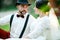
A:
36;0;48;9
36;0;50;12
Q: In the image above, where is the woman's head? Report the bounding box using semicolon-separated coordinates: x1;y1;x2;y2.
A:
36;0;48;9
34;0;50;14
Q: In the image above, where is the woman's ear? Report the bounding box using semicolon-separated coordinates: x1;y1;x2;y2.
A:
46;12;49;16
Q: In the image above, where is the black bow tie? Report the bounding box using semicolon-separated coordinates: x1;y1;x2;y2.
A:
17;14;24;18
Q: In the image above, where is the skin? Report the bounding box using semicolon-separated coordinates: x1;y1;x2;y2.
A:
16;4;29;15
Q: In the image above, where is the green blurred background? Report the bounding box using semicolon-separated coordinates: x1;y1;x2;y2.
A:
0;0;60;32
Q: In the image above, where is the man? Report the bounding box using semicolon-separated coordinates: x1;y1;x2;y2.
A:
0;0;35;38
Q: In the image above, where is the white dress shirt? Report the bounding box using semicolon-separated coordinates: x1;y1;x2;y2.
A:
0;12;36;38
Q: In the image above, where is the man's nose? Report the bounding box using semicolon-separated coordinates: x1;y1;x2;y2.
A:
22;6;27;10
21;7;25;10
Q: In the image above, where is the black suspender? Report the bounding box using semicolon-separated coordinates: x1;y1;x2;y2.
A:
10;14;14;28
19;14;30;38
10;14;30;38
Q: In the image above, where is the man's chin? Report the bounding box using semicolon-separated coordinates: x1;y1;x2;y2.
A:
22;12;27;15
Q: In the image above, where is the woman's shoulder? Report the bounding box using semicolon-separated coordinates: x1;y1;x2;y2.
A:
37;16;49;21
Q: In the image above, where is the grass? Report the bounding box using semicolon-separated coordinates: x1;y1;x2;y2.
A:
0;24;10;32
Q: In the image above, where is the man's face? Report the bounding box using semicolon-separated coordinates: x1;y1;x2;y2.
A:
17;4;29;15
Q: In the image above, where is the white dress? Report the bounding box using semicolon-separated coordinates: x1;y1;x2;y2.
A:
26;16;51;40
49;8;60;40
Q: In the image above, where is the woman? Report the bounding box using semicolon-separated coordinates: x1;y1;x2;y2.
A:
25;0;59;40
25;0;51;40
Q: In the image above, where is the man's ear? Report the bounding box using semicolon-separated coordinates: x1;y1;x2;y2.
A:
16;6;18;8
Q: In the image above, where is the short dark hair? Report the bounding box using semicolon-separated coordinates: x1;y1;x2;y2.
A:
36;0;48;9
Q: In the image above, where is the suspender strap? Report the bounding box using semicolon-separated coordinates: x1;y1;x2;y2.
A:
10;14;14;28
10;14;30;38
19;14;30;38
